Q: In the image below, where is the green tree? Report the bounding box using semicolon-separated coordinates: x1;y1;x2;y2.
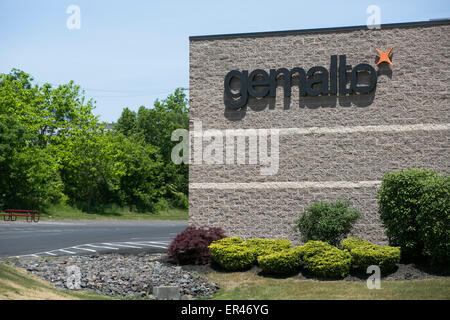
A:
113;133;166;212
0;70;65;209
0;69;104;211
1;69;186;213
116;88;189;200
60;128;125;212
115;107;137;137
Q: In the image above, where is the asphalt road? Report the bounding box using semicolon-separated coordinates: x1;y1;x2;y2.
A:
0;220;188;258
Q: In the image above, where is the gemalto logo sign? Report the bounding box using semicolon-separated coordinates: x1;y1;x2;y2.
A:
224;48;393;109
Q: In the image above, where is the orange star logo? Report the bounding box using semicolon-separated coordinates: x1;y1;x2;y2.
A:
376;47;394;66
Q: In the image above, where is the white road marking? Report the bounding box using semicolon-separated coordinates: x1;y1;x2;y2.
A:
125;242;168;249
84;244;119;250
72;246;96;253
7;238;172;258
140;241;170;245
14;254;39;258
58;249;76;254
102;242;142;249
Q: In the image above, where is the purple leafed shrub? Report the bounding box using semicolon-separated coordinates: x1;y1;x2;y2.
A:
168;226;226;265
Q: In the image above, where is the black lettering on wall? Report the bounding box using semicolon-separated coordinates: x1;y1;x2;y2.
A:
224;55;378;108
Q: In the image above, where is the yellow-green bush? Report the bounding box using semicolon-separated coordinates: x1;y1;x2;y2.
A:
208;238;255;271
243;238;292;263
350;245;400;273
297;241;352;278
341;238;373;251
257;248;301;275
296;240;334;260
342;238;400;273
215;236;244;245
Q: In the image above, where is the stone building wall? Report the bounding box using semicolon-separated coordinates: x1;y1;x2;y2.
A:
188;21;450;245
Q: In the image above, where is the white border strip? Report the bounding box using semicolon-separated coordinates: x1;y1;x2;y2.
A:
196;123;450;137
190;180;382;190
278;123;450;135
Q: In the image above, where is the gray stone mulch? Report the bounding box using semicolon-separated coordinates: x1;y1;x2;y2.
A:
5;253;218;299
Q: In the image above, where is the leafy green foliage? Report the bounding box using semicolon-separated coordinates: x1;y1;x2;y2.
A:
243;238;292;264
293;200;361;246
0;69;188;212
209;237;256;271
350;244;400;274
111;133;166;212
378;168;449;268
296;241;352;278
0;69;91;209
341;238;373;251
115;88;189;200
257;248;301;275
342;238;400;273
215;236;244;245
416;174;450;269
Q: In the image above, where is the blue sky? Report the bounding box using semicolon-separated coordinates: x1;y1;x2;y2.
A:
1;0;449;122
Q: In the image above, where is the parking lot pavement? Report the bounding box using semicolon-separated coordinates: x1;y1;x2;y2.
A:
0;220;188;258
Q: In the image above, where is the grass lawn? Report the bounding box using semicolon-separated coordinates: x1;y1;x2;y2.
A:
2;261;448;300
39;203;188;221
207;272;450;300
0;263;112;300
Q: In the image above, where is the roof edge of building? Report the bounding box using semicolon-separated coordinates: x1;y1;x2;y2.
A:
189;19;450;41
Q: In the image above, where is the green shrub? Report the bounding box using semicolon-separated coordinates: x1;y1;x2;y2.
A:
257;248;301;275
243;238;292;263
214;236;244;245
296;241;352;278
416;175;450;269
154;198;170;212
170;191;188;209
209;238;255;271
378;168;449;268
342;238;401;273
341;237;373;251
293;200;361;246
350;244;400;274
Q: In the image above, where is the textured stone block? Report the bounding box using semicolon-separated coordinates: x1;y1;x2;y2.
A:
152;286;181;300
189;22;450;244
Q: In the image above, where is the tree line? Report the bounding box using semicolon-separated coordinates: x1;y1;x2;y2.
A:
0;69;188;213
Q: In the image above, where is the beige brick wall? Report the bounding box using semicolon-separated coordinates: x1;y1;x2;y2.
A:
188;22;450;245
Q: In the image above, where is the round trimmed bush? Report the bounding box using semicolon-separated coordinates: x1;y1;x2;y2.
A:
209;238;255;271
341;237;373;251
297;241;352;278
215;236;244;245
415;174;450;270
378;168;449;265
167;226;226;265
293;200;361;246
350;244;400;274
257;248;301;275
342;238;401;273
243;238;292;263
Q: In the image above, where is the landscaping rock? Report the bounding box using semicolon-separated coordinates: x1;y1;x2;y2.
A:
6;253;217;299
153;286;181;300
